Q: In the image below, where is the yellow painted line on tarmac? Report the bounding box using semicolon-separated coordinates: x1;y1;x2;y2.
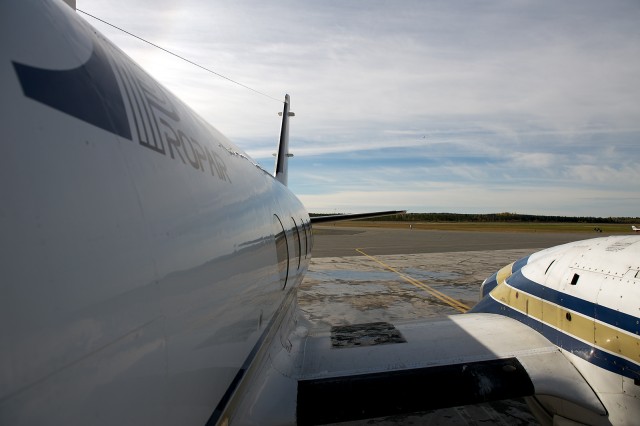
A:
355;248;469;313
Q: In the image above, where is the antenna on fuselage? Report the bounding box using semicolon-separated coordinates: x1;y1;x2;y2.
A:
274;94;295;186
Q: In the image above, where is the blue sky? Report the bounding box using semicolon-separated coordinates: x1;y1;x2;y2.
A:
81;0;640;216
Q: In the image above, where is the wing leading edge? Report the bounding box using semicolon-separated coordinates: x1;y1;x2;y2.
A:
310;210;406;224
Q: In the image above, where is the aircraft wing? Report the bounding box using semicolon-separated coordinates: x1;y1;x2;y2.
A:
229;312;605;425
310;210;406;224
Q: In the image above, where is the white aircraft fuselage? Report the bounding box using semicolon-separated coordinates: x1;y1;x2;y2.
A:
472;237;640;425
2;1;309;424
1;1;638;425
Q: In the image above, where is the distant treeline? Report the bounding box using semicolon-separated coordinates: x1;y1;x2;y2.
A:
310;212;640;224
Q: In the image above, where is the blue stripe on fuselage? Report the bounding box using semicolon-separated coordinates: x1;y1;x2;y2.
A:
480;255;531;298
471;293;640;380
512;256;529;273
505;270;639;336
480;272;499;297
473;262;640;381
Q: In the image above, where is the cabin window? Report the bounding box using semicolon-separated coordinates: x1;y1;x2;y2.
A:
570;273;580;285
545;260;555;275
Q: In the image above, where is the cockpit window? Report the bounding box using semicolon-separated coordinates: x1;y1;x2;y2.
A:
545;260;555;275
570;273;580;285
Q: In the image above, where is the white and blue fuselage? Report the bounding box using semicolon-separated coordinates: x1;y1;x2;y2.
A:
472;237;640;425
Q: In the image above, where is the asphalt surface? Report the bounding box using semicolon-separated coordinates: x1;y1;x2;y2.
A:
311;225;596;257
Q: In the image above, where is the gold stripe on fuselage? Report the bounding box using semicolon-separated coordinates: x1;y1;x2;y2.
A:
495;262;514;287
490;281;640;365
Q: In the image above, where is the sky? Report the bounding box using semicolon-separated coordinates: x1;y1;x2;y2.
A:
80;0;640;216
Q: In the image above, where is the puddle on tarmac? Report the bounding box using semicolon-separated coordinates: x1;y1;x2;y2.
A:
299;254;496;324
301;282;391;296
400;267;462;281
306;269;397;282
299;250;537;333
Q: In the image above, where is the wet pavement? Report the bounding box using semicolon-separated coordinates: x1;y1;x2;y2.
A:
297;227;565;425
299;249;535;326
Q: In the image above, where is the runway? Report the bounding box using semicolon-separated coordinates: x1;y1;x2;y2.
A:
298;226;593;425
311;226;592;257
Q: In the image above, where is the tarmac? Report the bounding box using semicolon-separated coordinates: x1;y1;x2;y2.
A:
298;226;595;425
311;226;592;258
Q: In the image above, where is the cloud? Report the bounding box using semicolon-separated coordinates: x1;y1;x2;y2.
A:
564;164;640;186
82;0;640;216
507;153;557;170
299;184;638;217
